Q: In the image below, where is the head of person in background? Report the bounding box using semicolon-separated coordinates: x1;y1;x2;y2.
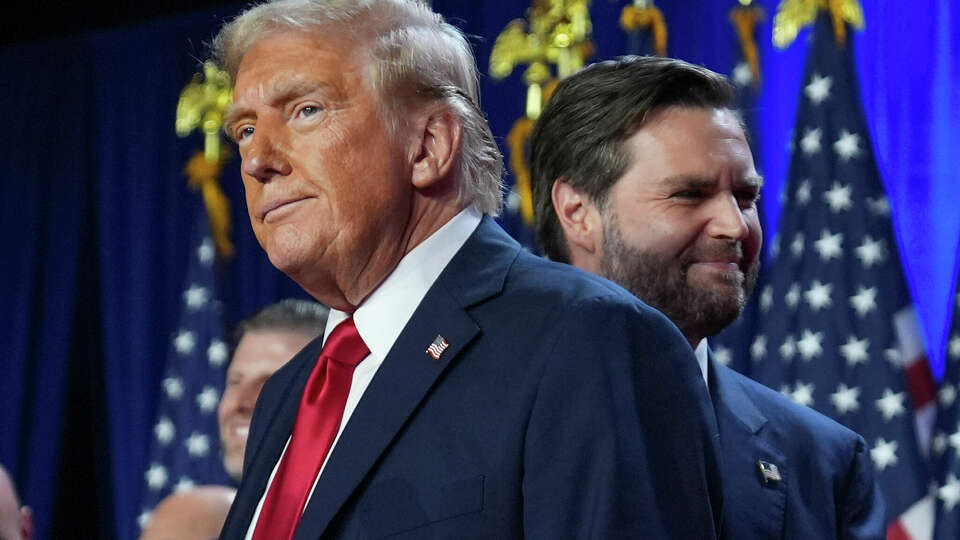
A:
0;466;31;540
139;485;234;540
218;299;329;481
529;55;762;349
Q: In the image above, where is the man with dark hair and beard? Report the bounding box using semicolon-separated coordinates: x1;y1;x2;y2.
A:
529;55;885;539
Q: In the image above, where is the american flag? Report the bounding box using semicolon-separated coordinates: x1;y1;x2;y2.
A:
137;212;234;531
932;266;960;538
426;335;450;360
738;12;933;538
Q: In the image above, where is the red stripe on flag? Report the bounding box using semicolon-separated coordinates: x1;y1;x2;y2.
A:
886;519;912;540
904;355;935;408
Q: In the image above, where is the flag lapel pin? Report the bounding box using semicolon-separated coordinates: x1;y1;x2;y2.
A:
426;335;449;360
757;460;781;485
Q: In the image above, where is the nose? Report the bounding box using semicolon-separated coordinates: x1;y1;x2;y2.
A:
705;193;749;241
234;383;258;413
241;123;292;183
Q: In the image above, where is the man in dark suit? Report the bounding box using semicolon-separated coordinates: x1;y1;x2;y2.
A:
212;2;722;539
529;55;885;539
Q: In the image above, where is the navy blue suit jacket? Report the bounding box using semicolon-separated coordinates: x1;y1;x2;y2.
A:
710;353;885;539
220;218;723;539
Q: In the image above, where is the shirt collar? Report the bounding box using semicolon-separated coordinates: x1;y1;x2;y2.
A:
323;206;483;361
694;338;709;387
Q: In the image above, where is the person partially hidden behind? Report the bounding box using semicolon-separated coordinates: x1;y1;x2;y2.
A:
211;0;725;538
0;466;31;540
529;55;885;539
219;299;329;483
141;299;328;540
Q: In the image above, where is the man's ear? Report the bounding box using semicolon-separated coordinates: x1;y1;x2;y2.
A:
552;180;603;259
411;108;461;190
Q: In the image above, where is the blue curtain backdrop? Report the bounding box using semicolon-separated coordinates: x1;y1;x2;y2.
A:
0;1;956;538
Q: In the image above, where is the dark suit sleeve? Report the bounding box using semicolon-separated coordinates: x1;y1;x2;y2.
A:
521;296;721;539
839;435;885;540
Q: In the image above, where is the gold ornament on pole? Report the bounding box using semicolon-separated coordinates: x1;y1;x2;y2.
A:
175;61;234;258
772;0;864;49
490;0;594;225
730;0;765;86
620;0;668;56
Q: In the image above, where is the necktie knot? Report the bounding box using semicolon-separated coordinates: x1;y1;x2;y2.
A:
323;317;369;368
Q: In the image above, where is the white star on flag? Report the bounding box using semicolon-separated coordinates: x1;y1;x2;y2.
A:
790;233;805;257
785;283;801;308
833;130;861;160
791;381;816;407
949;424;960;455
196;386;219;413
865;196;891;216
713;346;732;366
162;377;184;400
871;438;899;471
854;237;886;268
173;330;196;355
830;383;861;414
813;230;844;261
145;463;168;491
823;182;853;212
154;416;175;444
751;335;767;360
800;128;823;155
948;334;960;360
849;286;878;317
804;280;833;311
797;329;825;360
780;335;797;360
183;285;210;310
760;285;773;312
804;73;832;104
938;474;960;512
933;432;949;455
875;389;906;421
185;432;211;457
732;62;753;86
173;477;195;493
207;339;228;366
137;510;153;530
839;336;870;367
795;180;812;205
197;237;215;265
940;383;957;408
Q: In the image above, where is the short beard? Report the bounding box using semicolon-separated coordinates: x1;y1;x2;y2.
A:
599;212;758;344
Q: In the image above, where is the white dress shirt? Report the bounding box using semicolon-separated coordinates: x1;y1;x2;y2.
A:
694;338;710;389
245;207;482;539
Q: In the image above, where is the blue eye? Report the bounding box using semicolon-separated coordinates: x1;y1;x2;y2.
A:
237;126;254;140
298;105;321;118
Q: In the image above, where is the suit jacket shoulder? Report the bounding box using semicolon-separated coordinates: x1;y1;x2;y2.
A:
712;359;885;539
222;218;723;540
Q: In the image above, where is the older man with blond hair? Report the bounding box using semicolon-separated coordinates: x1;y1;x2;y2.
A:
214;2;723;539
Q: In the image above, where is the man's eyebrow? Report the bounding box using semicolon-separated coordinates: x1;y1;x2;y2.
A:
223;103;248;136
659;175;717;189
658;173;765;189
223;78;333;133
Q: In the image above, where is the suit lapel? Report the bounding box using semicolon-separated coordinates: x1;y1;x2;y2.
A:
292;218;519;540
710;354;787;539
220;337;324;539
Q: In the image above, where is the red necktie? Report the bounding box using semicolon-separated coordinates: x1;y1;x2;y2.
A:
252;318;369;540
